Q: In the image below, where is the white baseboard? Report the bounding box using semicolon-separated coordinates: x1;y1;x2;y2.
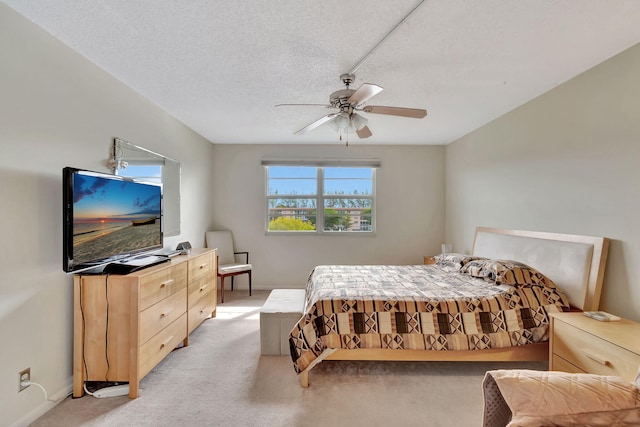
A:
10;380;72;427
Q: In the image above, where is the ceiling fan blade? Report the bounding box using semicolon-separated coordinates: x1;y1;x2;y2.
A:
356;125;372;139
294;113;339;134
361;105;427;118
347;83;383;106
275;103;333;108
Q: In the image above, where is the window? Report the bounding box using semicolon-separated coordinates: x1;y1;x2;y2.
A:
265;163;376;233
112;138;182;236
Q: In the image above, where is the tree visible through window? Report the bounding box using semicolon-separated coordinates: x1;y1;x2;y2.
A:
266;165;375;233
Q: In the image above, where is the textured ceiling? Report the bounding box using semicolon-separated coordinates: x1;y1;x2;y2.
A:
4;0;640;145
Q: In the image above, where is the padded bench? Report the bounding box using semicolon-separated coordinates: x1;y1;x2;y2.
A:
260;289;305;356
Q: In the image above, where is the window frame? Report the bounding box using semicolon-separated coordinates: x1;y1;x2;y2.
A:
264;162;377;235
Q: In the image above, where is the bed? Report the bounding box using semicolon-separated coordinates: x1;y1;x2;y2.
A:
289;227;610;387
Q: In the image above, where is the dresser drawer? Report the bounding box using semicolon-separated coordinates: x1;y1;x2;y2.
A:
188;287;215;333
188;251;214;283
139;263;188;310
188;274;215;306
139;314;187;378
551;354;586;374
139;288;187;344
552;320;640;380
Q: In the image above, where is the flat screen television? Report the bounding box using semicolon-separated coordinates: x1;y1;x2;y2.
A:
63;167;164;273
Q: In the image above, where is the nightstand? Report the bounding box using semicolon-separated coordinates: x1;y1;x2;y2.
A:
549;312;640;382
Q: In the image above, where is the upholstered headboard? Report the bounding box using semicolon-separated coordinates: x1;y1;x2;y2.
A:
472;227;610;311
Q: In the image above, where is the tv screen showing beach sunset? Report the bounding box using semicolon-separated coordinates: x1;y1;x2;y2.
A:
71;171;162;267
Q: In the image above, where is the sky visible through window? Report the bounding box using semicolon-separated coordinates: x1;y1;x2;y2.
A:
118;165;162;184
268;166;372;195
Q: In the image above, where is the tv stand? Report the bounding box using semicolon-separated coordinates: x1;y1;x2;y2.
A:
73;248;217;398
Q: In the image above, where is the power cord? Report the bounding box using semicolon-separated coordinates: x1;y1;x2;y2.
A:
83;383;96;397
79;275;89;380
105;273;111;380
21;380;57;403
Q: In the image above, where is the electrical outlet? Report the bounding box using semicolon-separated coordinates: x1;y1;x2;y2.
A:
18;368;30;392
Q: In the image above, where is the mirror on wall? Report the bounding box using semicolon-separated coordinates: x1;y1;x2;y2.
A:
111;138;181;236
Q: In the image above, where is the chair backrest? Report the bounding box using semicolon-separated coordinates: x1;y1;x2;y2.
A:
205;230;235;265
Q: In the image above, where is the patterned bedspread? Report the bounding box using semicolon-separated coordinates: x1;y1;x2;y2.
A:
289;264;570;374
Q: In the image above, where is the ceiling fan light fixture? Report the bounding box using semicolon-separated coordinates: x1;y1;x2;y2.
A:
350;113;368;131
327;112;368;134
278;1;429;141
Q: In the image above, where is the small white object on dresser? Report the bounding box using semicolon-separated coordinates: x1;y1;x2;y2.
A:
583;311;621;321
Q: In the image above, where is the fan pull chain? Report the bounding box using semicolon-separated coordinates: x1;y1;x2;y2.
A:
339;130;349;146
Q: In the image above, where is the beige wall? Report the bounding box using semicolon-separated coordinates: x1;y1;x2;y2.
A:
0;5;216;425
446;43;640;321
210;144;446;289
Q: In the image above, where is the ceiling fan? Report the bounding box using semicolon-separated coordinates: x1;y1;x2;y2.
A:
276;73;427;141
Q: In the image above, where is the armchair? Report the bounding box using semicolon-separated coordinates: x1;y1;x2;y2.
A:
482;368;640;426
205;230;252;303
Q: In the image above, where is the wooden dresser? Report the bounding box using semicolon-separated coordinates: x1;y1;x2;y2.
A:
73;248;216;398
549;312;640;382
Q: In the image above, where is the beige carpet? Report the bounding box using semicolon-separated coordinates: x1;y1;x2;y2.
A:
32;290;546;426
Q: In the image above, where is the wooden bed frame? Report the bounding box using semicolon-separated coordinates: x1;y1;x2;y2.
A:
299;227;610;387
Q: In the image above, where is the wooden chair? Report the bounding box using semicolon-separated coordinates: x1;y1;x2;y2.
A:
205;230;252;303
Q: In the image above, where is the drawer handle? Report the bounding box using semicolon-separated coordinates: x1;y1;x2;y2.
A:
581;349;612;366
160;279;175;288
199;263;208;270
159;336;174;349
199;285;208;292
160;308;173;318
